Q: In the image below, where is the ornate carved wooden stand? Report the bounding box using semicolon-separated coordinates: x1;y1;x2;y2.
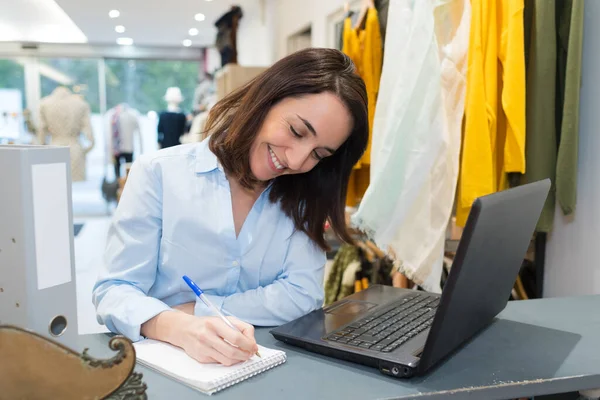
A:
0;325;147;400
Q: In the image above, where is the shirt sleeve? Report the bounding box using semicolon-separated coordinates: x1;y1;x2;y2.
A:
92;155;171;342
194;230;326;327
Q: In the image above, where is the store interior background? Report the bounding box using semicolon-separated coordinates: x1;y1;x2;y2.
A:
1;0;600;333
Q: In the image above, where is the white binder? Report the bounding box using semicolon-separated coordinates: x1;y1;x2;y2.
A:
0;145;78;348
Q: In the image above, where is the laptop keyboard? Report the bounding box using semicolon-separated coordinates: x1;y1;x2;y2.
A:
324;293;439;353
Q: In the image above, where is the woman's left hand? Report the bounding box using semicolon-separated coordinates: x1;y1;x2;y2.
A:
173;302;195;315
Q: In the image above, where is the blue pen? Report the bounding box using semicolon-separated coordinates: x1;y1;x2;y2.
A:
182;275;261;358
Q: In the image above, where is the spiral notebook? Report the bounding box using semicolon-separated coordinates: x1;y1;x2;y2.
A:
133;339;286;395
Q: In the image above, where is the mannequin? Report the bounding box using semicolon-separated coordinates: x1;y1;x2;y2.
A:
38;86;95;182
106;103;142;178
157;87;187;149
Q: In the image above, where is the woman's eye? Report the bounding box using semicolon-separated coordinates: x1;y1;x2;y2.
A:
313;151;324;161
289;124;302;138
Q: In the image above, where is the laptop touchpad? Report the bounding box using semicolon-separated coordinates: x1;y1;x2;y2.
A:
325;300;378;315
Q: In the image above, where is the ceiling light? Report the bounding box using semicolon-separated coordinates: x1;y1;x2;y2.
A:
183;39;192;47
116;37;133;46
109;10;120;18
205;0;214;2
0;2;87;44
194;13;206;22
115;25;125;33
188;28;199;36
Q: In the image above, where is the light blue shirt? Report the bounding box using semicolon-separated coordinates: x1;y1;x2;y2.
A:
92;139;326;342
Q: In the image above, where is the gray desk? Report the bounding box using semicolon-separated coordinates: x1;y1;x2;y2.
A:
77;295;600;400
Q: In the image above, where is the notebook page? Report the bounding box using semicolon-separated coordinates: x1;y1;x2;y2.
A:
134;339;285;391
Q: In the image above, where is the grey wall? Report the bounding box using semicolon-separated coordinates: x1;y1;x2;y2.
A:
545;0;600;297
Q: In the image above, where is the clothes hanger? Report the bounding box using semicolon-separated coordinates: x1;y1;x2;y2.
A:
353;0;374;30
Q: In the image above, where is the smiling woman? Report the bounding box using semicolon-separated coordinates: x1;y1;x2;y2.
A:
207;47;369;250
92;47;368;368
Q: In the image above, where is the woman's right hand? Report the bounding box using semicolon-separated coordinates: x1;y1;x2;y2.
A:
142;311;258;366
174;314;258;366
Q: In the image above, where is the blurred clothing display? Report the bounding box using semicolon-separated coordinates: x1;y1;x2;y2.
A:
456;0;527;227
37;86;95;182
521;0;585;232
159;87;187;149
374;0;390;45
341;5;382;207
106;103;142;178
351;0;471;293
215;6;243;66
157;111;187;149
193;75;216;112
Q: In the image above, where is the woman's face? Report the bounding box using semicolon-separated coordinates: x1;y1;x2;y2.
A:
249;92;353;182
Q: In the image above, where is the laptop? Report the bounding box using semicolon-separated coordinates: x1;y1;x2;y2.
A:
270;179;550;378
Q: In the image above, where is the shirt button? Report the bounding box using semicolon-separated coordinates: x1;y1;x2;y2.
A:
232;260;239;267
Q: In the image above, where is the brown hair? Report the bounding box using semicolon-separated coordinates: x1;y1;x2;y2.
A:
207;48;368;251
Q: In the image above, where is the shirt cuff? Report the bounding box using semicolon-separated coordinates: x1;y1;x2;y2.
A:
194;294;226;318
111;297;173;342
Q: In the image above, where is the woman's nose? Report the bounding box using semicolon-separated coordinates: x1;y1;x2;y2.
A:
286;146;313;171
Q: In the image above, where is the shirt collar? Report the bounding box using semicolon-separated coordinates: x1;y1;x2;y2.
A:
194;138;223;174
193;138;274;193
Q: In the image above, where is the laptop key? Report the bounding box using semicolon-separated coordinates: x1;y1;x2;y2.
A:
379;337;395;346
381;328;396;336
349;340;362;346
382;346;394;352
356;335;381;344
359;342;373;349
338;337;351;344
371;344;385;351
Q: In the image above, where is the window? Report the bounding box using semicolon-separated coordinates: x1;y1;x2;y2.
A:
0;58;27;140
39;58;101;113
0;58;26;106
105;59;201;114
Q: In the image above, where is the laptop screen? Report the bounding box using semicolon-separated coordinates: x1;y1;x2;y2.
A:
417;180;550;373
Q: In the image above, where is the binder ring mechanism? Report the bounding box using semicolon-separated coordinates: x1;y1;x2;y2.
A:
49;315;68;337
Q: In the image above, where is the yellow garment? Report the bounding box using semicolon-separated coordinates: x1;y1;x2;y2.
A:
342;8;383;206
457;0;526;226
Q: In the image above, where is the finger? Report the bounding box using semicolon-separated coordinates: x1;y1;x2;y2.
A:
203;344;244;366
191;340;240;366
209;319;256;353
228;317;256;340
209;335;253;362
189;352;218;364
184;341;219;364
228;317;258;353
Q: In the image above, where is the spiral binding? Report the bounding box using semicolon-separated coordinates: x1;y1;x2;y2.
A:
210;353;287;394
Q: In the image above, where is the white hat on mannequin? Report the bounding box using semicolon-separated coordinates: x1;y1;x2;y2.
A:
164;87;184;104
